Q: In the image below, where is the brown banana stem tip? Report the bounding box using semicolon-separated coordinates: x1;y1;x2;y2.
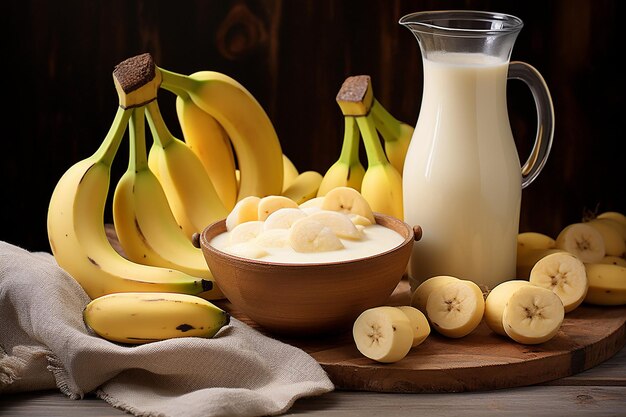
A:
336;75;370;104
113;53;156;94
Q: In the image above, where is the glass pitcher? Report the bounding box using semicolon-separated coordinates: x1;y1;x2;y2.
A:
400;10;554;291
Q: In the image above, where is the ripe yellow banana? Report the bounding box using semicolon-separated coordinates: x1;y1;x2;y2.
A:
146;99;228;239
356;113;404;219
47;107;210;300
83;292;230;344
370;98;414;175
282;154;300;192
317;116;365;196
175;91;238;210
282;170;323;204
583;262;626;306
112;107;223;300
158;67;283;201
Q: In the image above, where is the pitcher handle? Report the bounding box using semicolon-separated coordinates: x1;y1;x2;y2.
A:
508;61;555;189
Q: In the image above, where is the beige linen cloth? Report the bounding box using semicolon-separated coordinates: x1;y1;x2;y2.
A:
0;241;334;416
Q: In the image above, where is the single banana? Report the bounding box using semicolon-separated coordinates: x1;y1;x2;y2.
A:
356;113;404;220
555;222;605;263
583;263;626;306
352;306;414;363
502;285;564;344
83;292;230;344
146;99;228;239
484;280;534;336
282;170;324;204
370;98;414;175
529;252;588;312
597;211;626;227
599;255;626;267
225;195;261;231
158;67;283;200
47;107;210;299
425;279;485;338
288;217;344;253
586;218;626;258
175;91;238;210
517;232;556;254
112;108;223;300
396;306;431;347
410;275;460;313
282;154;300;192
516;248;564;279
317;116;365;196
320;186;376;224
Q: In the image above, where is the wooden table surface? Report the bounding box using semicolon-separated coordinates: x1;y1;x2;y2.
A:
1;344;624;416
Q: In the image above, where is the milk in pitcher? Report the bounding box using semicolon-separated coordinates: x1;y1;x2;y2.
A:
403;52;522;290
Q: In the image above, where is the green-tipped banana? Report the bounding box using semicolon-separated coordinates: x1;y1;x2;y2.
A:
176;91;238;210
47;104;211;299
146;99;228;240
317;116;366;196
113;107;223;300
370;98;414;174
158;67;283;201
84;292;230;344
356;113;404;219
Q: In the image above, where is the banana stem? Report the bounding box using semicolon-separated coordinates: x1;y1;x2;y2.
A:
158;67;200;97
145;100;174;149
338;117;361;166
129;107;149;172
356;114;389;166
371;99;402;141
92;106;133;167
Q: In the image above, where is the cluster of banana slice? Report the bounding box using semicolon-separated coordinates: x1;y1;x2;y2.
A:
351;210;626;364
216;187;387;259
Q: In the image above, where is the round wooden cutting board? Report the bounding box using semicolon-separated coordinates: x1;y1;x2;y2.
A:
217;279;626;393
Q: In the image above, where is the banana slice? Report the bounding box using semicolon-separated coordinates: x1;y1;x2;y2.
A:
299;196;325;209
225;242;268;259
425;279;485;338
352;306;414;363
321;186;376;224
529;251;588;313
228;220;264;245
306;210;363;240
502;285;564;344
288;217;344;253
263;207;307;230
586;219;626;258
555;222;605;263
410;275;460;313
349;213;373;227
396;306;430;347
254;228;290;248
257;195;299;221
599;255;626;267
484;280;534;336
584;263;626;306
225;196;261;231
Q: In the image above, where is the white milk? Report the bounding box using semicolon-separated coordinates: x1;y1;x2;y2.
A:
210;223;405;264
403;52;522;290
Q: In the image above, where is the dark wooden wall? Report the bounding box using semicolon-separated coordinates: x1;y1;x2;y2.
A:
5;0;625;253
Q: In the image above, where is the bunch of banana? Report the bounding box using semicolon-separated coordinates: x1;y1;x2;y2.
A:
112;106;222;300
322;75;403;219
83;292;230;344
157;67;284;202
47;54;212;300
515;210;626;306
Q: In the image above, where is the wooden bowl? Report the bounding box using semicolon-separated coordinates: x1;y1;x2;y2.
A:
199;213;415;336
